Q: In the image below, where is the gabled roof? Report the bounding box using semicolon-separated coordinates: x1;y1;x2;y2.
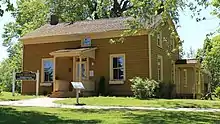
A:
21;17;134;40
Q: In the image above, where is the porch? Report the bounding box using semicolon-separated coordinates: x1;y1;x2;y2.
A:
49;47;97;97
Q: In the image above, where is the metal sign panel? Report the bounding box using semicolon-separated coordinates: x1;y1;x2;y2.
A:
82;37;91;47
15;71;36;81
71;82;85;90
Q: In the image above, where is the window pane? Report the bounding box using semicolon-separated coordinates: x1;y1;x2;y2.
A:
43;59;53;82
113;68;124;80
113;57;118;68
113;69;119;79
119;68;124;79
118;57;124;68
81;63;86;78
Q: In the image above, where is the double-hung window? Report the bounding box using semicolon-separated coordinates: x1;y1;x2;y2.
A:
183;69;187;87
42;58;54;82
157;55;163;81
157;31;163;48
110;54;125;84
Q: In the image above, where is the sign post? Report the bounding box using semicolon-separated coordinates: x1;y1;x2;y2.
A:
36;70;39;96
12;69;15;96
71;82;85;105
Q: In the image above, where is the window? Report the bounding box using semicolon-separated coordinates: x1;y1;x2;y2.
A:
183;69;187;87
170;37;175;51
157;55;163;81
42;58;54;82
171;61;175;83
157;31;162;48
110;54;125;81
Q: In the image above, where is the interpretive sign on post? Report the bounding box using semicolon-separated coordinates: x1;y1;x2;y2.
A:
12;70;39;96
71;82;85;105
15;71;36;81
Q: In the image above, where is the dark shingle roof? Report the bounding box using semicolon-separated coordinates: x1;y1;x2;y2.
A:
175;59;199;64
21;17;134;40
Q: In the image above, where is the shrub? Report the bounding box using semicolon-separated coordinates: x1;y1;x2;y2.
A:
156;82;175;99
215;86;220;98
98;76;106;96
130;77;159;99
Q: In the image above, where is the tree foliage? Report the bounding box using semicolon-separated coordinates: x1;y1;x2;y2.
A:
0;0;14;17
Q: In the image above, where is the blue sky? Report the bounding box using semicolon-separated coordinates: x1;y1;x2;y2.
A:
0;4;219;62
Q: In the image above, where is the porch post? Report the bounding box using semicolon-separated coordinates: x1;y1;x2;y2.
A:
79;56;82;82
73;57;76;81
53;57;56;92
198;68;201;94
193;67;196;99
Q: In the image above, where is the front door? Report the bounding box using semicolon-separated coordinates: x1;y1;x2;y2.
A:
75;57;88;81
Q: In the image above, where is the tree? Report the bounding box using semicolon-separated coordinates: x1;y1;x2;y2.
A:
203;35;220;90
186;47;196;59
0;0;14;17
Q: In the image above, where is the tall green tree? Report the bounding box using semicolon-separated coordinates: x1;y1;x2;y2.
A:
203;35;220;90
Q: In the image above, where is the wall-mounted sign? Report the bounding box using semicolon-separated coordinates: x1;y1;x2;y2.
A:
15;71;36;81
82;37;91;47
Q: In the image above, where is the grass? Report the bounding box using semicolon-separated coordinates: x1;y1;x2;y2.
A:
0;92;38;101
55;96;220;109
0;106;219;124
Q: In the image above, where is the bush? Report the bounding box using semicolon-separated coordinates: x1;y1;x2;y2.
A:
156;82;175;99
130;77;159;99
215;86;220;98
98;76;106;96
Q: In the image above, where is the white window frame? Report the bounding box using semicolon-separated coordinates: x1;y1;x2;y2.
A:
41;58;54;83
157;31;163;48
157;55;163;81
109;54;126;84
183;69;187;87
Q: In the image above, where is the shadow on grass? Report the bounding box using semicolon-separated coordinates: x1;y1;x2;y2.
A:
0;107;101;124
122;111;220;124
64;109;220;124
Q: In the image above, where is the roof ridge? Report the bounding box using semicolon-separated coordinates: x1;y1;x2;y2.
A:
49;16;132;25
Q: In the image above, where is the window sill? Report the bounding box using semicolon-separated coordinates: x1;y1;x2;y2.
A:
109;80;124;84
40;82;53;86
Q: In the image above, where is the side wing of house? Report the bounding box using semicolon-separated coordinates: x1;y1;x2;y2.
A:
150;22;179;83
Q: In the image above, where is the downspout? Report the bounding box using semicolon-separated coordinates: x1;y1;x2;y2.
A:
148;34;152;79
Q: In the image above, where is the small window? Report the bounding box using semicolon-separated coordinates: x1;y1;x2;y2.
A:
110;54;125;80
183;69;187;87
157;55;163;81
157;31;162;48
42;58;54;82
171;61;175;83
170;37;175;50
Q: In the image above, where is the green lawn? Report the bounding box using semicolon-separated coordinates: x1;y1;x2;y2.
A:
55;97;220;109
0;106;219;124
0;92;37;101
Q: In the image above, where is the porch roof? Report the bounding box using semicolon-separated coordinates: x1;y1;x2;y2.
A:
49;47;97;59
